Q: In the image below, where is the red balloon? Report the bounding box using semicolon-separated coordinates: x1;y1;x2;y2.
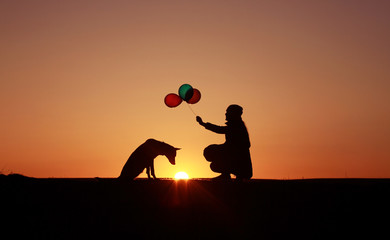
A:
164;93;182;108
187;88;201;104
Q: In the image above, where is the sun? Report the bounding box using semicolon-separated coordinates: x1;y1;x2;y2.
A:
174;171;189;180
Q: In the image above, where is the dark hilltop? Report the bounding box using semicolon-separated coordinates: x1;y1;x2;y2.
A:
1;174;389;239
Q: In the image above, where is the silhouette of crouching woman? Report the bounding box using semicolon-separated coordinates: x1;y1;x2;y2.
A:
196;104;253;180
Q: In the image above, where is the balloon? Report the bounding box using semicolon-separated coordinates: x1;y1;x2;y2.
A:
164;93;182;108
187;88;201;104
178;84;194;101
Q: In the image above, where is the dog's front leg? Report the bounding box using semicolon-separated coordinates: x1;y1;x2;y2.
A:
146;166;151;179
151;160;157;180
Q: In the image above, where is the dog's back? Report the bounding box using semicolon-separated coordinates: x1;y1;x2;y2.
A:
119;142;151;180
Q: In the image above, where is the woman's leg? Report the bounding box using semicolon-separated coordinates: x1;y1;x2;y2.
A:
204;144;231;175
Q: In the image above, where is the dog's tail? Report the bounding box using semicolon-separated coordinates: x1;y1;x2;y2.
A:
117;175;134;182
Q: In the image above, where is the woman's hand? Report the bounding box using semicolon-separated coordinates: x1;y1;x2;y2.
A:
196;116;204;125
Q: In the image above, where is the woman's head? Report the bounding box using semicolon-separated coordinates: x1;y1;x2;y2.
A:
225;104;243;122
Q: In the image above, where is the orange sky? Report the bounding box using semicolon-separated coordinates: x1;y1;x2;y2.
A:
1;1;389;179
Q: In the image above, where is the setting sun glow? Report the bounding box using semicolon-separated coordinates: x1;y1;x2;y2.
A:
174;172;189;180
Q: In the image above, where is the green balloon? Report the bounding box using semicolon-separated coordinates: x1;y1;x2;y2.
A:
178;84;194;101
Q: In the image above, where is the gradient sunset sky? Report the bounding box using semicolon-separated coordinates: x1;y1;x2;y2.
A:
1;0;389;179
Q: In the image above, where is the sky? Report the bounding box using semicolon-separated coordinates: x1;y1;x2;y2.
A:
1;0;389;179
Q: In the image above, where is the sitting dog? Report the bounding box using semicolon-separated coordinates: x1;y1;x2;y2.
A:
118;139;180;180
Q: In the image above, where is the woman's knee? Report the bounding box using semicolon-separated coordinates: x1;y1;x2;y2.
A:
203;144;220;162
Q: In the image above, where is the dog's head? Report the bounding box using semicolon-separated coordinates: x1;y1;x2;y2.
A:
166;147;180;165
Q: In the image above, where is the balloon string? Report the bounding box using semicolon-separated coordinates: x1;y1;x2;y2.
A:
186;103;197;116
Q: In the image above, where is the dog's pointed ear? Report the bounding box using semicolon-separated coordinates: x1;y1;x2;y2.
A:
175;147;181;150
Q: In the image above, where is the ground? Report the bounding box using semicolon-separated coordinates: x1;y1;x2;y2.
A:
1;174;389;239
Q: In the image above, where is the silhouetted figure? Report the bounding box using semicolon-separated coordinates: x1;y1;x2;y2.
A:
196;104;252;180
119;138;180;180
